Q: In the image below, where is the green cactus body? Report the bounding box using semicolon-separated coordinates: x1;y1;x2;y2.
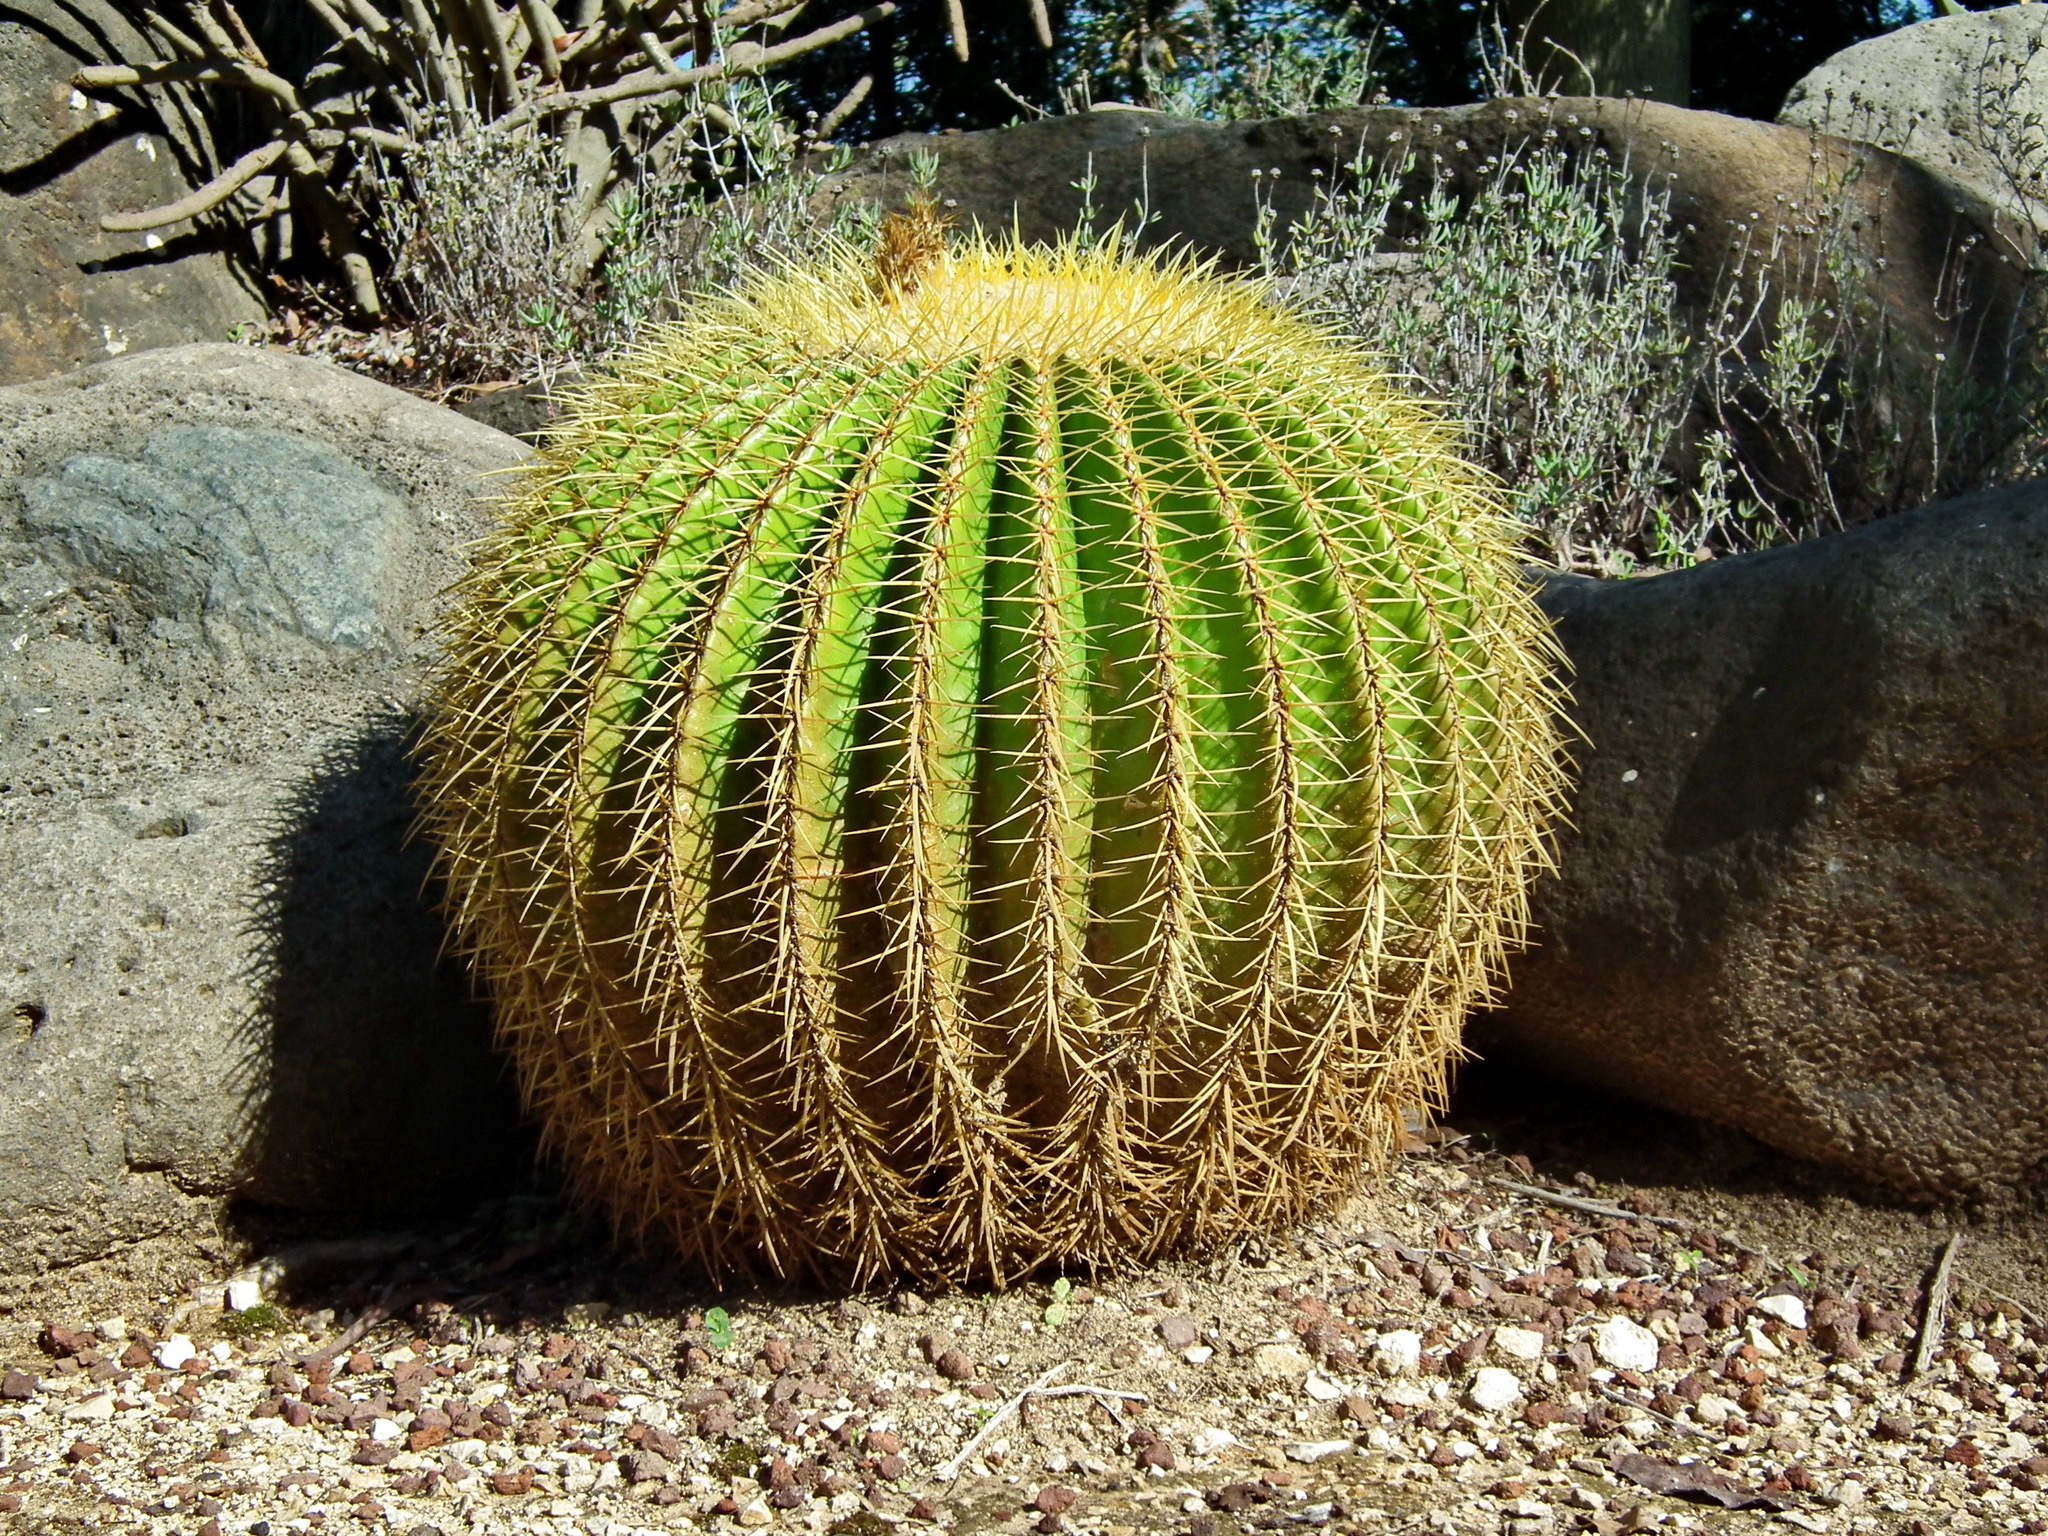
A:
421;234;1566;1285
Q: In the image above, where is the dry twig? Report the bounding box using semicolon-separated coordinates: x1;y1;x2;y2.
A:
1911;1232;1964;1380
936;1362;1070;1479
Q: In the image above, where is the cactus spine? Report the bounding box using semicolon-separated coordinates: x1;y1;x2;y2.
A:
420;223;1567;1286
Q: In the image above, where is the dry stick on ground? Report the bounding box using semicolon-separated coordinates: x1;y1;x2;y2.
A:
937;1361;1070;1480
1487;1177;1766;1259
1911;1232;1964;1380
1596;1382;1711;1441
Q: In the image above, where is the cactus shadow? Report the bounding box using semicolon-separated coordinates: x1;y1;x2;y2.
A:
229;709;538;1233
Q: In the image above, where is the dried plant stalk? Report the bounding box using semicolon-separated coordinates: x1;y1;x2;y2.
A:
418;234;1569;1286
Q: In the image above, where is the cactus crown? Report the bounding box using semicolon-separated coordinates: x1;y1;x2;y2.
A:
703;226;1347;369
420;228;1567;1287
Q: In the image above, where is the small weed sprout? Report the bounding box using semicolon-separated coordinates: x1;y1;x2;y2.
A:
220;1303;288;1341
1043;1277;1074;1328
704;1306;737;1352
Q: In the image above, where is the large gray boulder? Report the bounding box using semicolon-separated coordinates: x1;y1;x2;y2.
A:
0;343;531;1273
0;2;264;385
1779;10;2048;247
1483;481;2048;1200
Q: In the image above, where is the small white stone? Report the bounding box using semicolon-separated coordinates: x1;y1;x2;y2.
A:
62;1393;115;1421
208;1342;232;1364
1745;1322;1785;1359
1188;1426;1239;1456
1962;1350;1999;1383
225;1279;263;1312
154;1335;196;1371
1753;1294;1807;1330
95;1317;128;1342
1492;1326;1546;1362
1378;1381;1430;1408
1372;1329;1423;1377
736;1500;773;1527
1448;1439;1481;1460
1183;1345;1214;1364
1303;1372;1345;1402
1249;1343;1315;1381
369;1417;402;1443
1505;1498;1550;1519
1466;1367;1523;1413
1283;1439;1353;1464
1693;1394;1734;1426
1592;1317;1659;1373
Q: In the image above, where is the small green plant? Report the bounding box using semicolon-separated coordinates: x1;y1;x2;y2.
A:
1043;1278;1074;1328
712;1440;759;1477
1670;1248;1704;1277
704;1306;737;1351
220;1303;289;1340
1267;135;1694;572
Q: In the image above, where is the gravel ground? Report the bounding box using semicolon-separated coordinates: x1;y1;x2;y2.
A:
0;1118;2041;1536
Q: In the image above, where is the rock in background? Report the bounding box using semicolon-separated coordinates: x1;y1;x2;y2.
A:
0;343;532;1273
0;1;265;386
1780;8;2048;247
1481;482;2048;1200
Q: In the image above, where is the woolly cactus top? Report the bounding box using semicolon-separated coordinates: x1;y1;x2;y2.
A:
724;238;1338;368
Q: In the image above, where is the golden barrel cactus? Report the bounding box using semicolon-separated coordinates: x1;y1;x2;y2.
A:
419;222;1567;1286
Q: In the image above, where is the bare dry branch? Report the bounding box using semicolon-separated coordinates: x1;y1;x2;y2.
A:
100;138;288;231
814;72;871;139
497;2;896;129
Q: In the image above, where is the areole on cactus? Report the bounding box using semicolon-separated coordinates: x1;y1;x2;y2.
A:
418;208;1569;1287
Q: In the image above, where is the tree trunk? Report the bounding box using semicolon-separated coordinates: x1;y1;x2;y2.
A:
1501;0;1691;106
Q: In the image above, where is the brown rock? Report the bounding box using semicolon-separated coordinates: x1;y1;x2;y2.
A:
1137;1440;1176;1471
1034;1485;1078;1515
1158;1315;1200;1351
622;1448;672;1484
638;1422;682;1461
489;1464;536;1496
935;1348;975;1382
0;1369;33;1400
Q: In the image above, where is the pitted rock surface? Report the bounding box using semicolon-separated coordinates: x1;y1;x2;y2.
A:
0;343;532;1272
1484;480;2048;1198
